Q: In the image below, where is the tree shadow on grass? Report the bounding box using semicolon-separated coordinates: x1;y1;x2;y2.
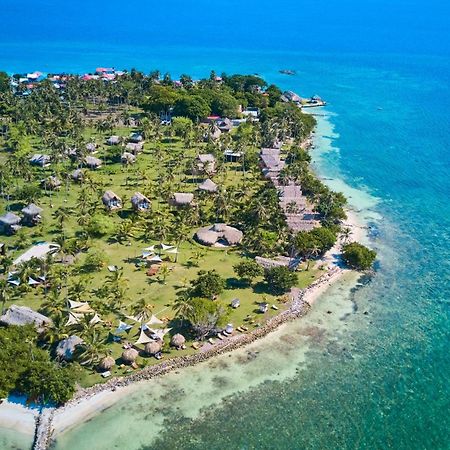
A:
252;281;273;295
225;277;249;290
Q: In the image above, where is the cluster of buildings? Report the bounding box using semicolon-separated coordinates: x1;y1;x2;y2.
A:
0;203;43;235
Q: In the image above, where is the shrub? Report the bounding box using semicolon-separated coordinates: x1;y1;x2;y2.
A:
342;242;376;270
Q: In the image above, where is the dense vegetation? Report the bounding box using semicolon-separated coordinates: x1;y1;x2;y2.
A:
0;67;372;402
342;242;377;271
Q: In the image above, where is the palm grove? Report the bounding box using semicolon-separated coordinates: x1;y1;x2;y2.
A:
0;69;375;404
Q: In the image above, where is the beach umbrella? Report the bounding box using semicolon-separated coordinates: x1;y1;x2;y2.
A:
170;333;186;349
121;348;139;364
98;356;115;372
144;340;163;356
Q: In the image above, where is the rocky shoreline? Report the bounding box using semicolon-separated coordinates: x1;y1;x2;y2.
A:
33;265;342;450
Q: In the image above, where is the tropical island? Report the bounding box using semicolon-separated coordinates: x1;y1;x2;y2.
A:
0;67;376;414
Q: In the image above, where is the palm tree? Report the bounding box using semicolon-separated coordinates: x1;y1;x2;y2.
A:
53;206;73;233
0;279;12;314
42;315;69;349
76;329;109;367
131;298;154;323
173;295;193;327
158;264;170;284
41;289;66;319
341;227;352;244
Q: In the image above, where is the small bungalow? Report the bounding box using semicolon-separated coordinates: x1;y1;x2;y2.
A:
231;298;240;309
102;190;122;210
125;142;143;154
21;203;43;226
169;193;194;207
131;192;151;212
129;132;144;143
224;149;242;162
195;154;216;175
209;124;222;141
242;107;260;118
0;305;52;332
0;212;22;235
170;333;186;349
281;90;302;104
259;302;269;313
41;176;61;190
29;154;51;167
195;223;243;247
198;178;218;193
72;168;85;183
84;155;102;169
121;152;137;165
106;135;121;146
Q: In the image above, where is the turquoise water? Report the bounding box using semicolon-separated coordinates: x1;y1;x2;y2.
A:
1;1;450;449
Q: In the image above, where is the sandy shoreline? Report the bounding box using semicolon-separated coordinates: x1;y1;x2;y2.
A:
0;207;368;445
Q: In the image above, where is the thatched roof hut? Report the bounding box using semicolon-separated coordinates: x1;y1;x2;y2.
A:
106;135;121;146
198;178;218;193
169;193;194;207
121;152;136;165
41;176;62;190
217;118;233;132
0;305;52;332
86;142;97;153
144;340;163;356
84;155;102;169
72;169;85;182
102;190;122;210
131;192;150;212
195;223;243;247
21;203;43;225
122;348;139;364
56;335;83;361
170;333;186;349
194;154;216;174
98;356;115;372
0;212;22;235
125;142;143;154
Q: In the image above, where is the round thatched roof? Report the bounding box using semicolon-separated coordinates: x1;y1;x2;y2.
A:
195;228;220;246
195;224;243;247
122;348;139;364
98;356;115;372
144;340;163;356
170;333;186;348
56;335;83;361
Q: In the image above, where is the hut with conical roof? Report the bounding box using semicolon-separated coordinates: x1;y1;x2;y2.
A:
121;152;137;165
41;176;61;191
169;193;194;207
56;335;83;361
122;348;139;364
170;333;186;349
98;356;115;372
84;155;102;169
72;168;85;183
0;212;22;235
144;340;163;356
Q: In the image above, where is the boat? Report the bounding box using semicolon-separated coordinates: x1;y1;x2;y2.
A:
279;69;296;76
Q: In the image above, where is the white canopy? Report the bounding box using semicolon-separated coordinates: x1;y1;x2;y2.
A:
28;277;40;285
149;327;172;340
69;300;87;309
66;312;82;326
165;247;179;254
115;320;133;333
90;314;102;325
160;244;174;251
146;314;164;326
149;255;163;263
143;245;156;252
7;279;20;286
135;328;153;345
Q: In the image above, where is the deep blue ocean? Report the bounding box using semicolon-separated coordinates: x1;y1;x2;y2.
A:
0;1;449;449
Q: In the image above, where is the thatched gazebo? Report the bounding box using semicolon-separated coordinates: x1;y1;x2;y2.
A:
106;135;121;146
98;356;115;372
0;212;22;235
170;333;186;349
0;304;52;332
144;340;163;356
122;348;139;364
